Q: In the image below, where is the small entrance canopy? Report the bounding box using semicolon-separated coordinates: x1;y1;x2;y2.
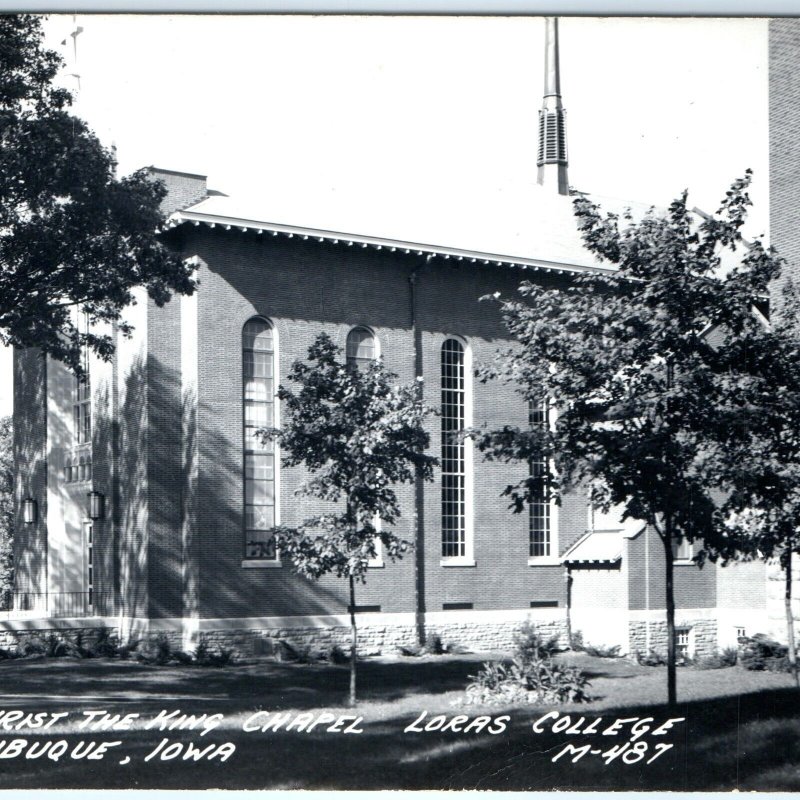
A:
562;530;623;566
562;520;647;565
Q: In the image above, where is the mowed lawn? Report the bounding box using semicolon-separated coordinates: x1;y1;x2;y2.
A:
0;651;796;790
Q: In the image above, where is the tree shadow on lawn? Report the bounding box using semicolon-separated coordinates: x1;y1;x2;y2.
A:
1;684;800;790
0;653;490;710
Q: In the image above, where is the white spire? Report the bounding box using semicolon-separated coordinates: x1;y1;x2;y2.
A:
537;17;569;196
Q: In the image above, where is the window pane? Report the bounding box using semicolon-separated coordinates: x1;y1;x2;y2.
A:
529;398;551;557
245;535;277;560
245;378;272;402
245;454;274;480
346;327;378;370
246;479;275;505
441;339;466;558
243;320;274;352
243;318;277;560
246;505;275;530
244;400;272;427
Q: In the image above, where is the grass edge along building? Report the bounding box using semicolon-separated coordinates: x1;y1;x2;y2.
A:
11;18;776;659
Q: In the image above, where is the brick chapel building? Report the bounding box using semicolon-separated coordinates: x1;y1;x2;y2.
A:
10;19;773;657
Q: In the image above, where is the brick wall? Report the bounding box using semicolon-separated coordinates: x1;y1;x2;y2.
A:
113;294;150;620
626;527;716;611
147;226;592;621
13;348;47;594
770;19;800;308
146;295;185;618
147;168;208;215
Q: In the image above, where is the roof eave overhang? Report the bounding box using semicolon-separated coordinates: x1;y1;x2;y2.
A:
563;556;622;566
165;209;615;277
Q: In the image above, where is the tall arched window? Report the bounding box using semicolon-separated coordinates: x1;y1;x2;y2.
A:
346;326;377;370
346;326;384;566
529;399;551;558
441;338;467;559
243;318;277;560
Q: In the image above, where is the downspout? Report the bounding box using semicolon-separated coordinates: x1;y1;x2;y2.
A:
411;254;432;647
645;525;651;654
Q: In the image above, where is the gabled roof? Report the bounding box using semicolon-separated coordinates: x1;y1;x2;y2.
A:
165;179;628;276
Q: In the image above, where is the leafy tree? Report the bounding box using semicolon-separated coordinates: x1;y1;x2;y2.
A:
0;417;12;608
703;288;800;686
262;333;436;706
476;172;782;706
0;15;195;374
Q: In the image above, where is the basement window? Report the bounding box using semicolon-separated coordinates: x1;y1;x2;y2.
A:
676;627;691;660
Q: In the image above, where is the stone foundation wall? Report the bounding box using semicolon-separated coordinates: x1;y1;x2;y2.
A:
628;618;717;659
0;626;119;653
0;616;568;659
199;617;568;658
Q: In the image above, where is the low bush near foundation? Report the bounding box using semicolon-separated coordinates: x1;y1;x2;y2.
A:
325;644;349;665
739;634;791;672
571;632;621;659
465;654;590;705
398;638;469;658
636;650;667;667
693;647;739;670
275;639;319;664
19;636;46;658
514;621;561;661
464;622;589;706
137;634;174;666
192;639;237;667
425;634;445;656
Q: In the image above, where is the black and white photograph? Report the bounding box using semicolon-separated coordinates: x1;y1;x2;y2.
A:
1;8;799;791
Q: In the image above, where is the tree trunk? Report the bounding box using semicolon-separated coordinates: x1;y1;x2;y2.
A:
348;573;358;707
663;520;677;708
784;549;799;689
565;566;573;648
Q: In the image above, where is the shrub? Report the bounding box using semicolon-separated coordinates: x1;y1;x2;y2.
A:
425;634;445;655
694;647;739;670
193;639;237;668
326;644;349;665
636;650;667;667
276;640;318;664
138;634;173;665
465;653;590;706
514;621;561;661
172;650;194;666
44;632;61;657
399;638;468;657
90;628;121;658
117;639;140;660
19;636;46;657
209;647;236;667
584;643;621;659
739;634;791;672
53;639;82;658
193;639;210;664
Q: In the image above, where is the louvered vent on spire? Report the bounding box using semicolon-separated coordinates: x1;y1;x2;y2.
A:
537;108;568;166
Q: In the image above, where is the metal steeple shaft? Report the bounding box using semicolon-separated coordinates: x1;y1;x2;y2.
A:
537;17;569;195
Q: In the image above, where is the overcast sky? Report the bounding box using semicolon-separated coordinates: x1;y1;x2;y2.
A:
0;15;769;417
